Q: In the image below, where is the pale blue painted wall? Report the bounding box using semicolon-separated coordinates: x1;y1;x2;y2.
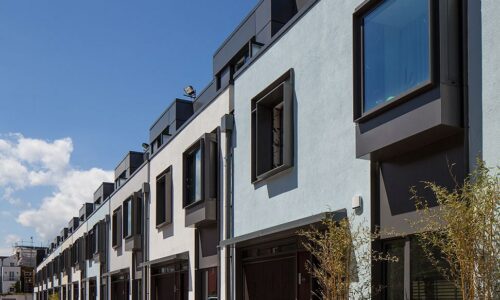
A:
232;0;371;237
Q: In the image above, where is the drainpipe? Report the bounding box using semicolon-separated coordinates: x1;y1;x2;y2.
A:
142;152;151;300
221;113;234;300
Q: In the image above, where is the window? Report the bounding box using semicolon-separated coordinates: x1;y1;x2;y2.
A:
200;267;217;300
93;224;99;255
185;147;202;206
9;271;15;281
183;133;218;208
112;207;122;248
251;70;294;183
123;194;142;239
383;240;405;299
87;226;97;259
156;166;173;227
115;171;127;189
71;242;77;266
354;0;436;118
123;198;133;238
382;237;461;299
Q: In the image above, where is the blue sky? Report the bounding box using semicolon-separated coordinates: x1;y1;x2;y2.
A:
0;0;256;255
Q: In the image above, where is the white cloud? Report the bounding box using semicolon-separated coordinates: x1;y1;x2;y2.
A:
17;168;112;239
0;247;13;256
4;234;21;245
0;134;113;241
0;157;29;188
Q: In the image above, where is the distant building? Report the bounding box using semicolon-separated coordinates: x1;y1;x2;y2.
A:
1;244;46;295
1;255;20;294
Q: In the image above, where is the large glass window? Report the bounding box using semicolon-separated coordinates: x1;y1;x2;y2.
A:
186;147;202;206
156;167;172;226
363;0;430;112
382;238;461;299
410;240;461;299
251;71;294;183
384;240;405;300
123;199;132;238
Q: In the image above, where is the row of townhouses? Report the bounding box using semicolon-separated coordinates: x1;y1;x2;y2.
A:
33;0;499;299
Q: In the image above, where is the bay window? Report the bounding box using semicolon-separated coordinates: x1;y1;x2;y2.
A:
362;0;432;113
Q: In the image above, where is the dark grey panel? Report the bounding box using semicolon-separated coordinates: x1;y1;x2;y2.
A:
353;0;463;159
192;81;218;112
219;210;347;247
184;198;217;227
255;21;273;45
295;0;310;10
271;0;298;29
214;0;312;75
114;151;144;179
79;203;94;221
60;228;68;239
379;136;465;236
217;66;231;91
197;225;218;269
255;0;272;35
149;99;194;143
199;226;218;257
68;217;79;232
213;13;256;75
124;235;141;252
356;95;463;159
139;252;189;268
93;182;114;203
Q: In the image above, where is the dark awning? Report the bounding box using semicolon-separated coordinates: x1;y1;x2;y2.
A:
139;251;189;268
219;209;347;248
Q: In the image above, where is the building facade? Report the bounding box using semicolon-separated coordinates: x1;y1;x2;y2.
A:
34;0;499;299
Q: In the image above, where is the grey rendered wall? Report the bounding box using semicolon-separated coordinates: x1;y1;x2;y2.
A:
232;0;370;237
480;0;500;166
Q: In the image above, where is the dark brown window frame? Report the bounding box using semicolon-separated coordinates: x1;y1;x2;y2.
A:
182;132;218;209
183;139;204;208
156;166;173;228
251;69;294;183
123;193;142;240
122;197;133;239
112;207;122;249
352;0;439;122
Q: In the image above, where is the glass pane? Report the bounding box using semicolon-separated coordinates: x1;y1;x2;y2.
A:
195;148;202;202
363;0;430;112
126;201;132;237
187;147;202;206
384;240;405;300
410;240;461;299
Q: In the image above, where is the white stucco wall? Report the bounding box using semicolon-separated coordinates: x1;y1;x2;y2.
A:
232;0;370;237
147;87;231;300
84;200;109;300
108;164;148;275
481;0;500;166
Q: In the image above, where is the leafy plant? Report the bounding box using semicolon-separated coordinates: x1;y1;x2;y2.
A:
411;159;499;299
48;293;60;300
298;213;397;300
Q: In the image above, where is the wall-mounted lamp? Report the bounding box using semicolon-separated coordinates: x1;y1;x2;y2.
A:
183;85;196;99
352;195;362;210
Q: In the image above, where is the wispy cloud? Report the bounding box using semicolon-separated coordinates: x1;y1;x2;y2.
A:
0;247;13;256
4;234;21;245
0;134;113;240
